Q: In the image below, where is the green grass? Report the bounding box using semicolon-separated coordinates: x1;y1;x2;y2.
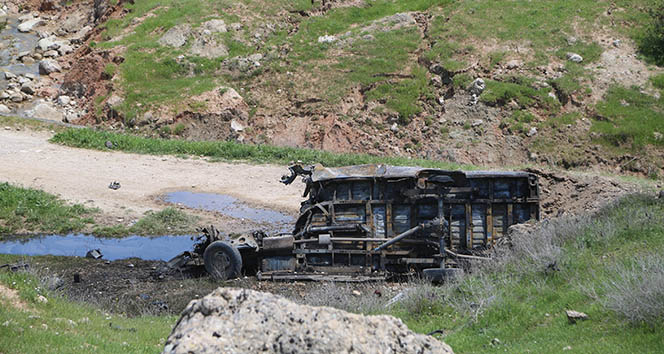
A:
93;208;198;237
50;128;472;170
0;255;175;353
0;183;95;237
500;110;536;134
480;78;556;109
592;85;664;149
391;195;664;353
651;73;664;90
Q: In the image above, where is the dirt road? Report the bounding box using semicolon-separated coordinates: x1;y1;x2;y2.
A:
0;128;303;223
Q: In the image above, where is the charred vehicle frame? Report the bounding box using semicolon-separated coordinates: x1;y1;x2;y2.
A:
173;164;540;281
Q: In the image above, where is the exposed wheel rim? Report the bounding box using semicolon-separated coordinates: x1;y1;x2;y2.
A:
210;250;231;278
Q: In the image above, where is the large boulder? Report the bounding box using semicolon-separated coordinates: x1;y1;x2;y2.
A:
17;18;45;33
163;288;453;354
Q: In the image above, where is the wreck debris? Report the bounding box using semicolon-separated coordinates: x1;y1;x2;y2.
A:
85;249;103;259
108;181;120;190
175;163;540;282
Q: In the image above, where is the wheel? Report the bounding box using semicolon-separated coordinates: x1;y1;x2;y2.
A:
422;267;464;282
203;241;242;280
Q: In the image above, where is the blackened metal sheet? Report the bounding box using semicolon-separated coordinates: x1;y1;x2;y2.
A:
310;164;532;182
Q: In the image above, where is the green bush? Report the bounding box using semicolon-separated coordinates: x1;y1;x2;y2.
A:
638;0;664;66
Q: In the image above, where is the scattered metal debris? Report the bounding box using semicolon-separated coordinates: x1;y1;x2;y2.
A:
108;181;121;190
85;249;103;259
0;263;29;272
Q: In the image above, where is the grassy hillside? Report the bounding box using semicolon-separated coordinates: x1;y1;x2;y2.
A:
65;0;663;176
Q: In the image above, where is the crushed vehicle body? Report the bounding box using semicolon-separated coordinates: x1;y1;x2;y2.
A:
174;164;540;281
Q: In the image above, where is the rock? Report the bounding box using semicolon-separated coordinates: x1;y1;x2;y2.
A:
32;52;43;60
4;71;16;80
566;53;583;63
0;104;10;114
43;50;59;58
612;40;621;47
62;12;88;33
70;26;92;43
505;59;522;69
37;37;60;51
431;76;443;88
390;123;399;132
527;127;537;137
548;91;557;100
58;44;73;56
653;132;662;141
9;91;24;102
25;73;36;80
471;119;483;127
163;288;453;354
200;19;227;33
0;91;8;100
566;36;577;45
24;100;64;121
351;290;361;297
17;51;31;59
468;78;486;95
190;36;228;58
438;96;445;105
230;119;244;132
658;190;664;199
158;24;191;48
229;22;242;31
318;35;337;44
45;276;64;291
491;338;501;346
57;95;71;106
248;53;263;62
20;83;35;95
18;18;45;33
36;295;48;304
39;59;62;75
565;310;589;324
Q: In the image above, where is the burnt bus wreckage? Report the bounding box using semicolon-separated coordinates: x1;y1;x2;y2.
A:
174;164;540;281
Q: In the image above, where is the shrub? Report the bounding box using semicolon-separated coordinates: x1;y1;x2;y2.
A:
601;253;664;326
638;0;664;66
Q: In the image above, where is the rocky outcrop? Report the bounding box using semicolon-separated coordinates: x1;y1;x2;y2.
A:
163;288;453;354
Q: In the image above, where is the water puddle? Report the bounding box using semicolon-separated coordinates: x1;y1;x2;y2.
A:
0;234;196;261
164;191;294;231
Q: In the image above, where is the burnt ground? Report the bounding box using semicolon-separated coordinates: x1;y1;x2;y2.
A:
22;255;405;317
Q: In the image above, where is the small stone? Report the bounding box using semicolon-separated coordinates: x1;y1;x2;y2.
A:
36;295;48;304
57;95;71;106
471;119;483;127
230;119;244;132
566;53;583;63
563;346;572;351
41;323;48;330
612;40;621;47
20;83;35;95
351;290;361;297
229;22;242;31
0;104;9;114
653;132;662;141
4;71;16;80
566;36;577;45
39;59;62;75
390;123;399;132
505;59;521;69
437;96;445;105
317;35;337;44
565;310;588;324
527;127;537;137
128;263;135;268
18;18;45;33
491;338;501;345
468;78;486;95
43;50;59;58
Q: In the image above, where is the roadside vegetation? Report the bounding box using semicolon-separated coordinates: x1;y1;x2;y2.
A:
0;255;175;353
0;183;197;238
0;183;95;237
50;127;471;170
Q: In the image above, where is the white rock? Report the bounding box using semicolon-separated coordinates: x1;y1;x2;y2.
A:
318;35;337;44
505;59;522;69
39;59;61;75
468;78;486;95
566;53;583;63
390;123;399;132
527;127;537;137
158;24;191;47
37;37;60;51
471;119;483;127
230;119;244;132
201;19;227;33
36;295;48;303
18;18;45;33
4;71;16;80
43;50;59;58
57;95;71;106
0;104;10;114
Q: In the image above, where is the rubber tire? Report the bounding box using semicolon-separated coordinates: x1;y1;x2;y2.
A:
422;268;464;282
203;241;242;281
